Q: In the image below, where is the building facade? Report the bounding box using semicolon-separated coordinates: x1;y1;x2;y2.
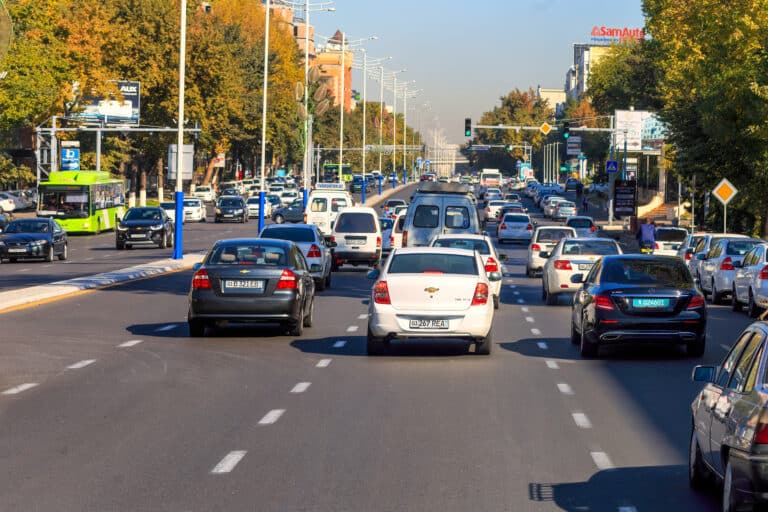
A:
315;30;354;112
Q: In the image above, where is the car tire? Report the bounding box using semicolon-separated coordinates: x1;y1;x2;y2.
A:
475;329;492;355
188;319;206;338
689;427;710;489
45;244;54;262
687;335;706;357
493;294;499;310
159;232;168;249
9;257;17;263
732;286;743;312
201;217;206;223
748;290;762;318
274;214;285;224
324;271;332;289
525;267;533;278
580;324;598;358
116;241;125;250
126;243;133;250
722;459;744;512
288;307;304;337
711;280;723;305
570;319;580;345
544;286;557;306
303;298;314;328
58;243;67;261
366;326;387;356
315;277;326;292
215;218;221;223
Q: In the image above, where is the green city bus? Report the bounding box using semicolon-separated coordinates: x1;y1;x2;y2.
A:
37;171;126;234
322;163;353;182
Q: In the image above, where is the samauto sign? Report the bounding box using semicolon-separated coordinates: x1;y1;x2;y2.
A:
590;26;645;43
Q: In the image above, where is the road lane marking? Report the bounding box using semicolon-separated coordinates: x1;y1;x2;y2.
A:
84;257;95;261
531;328;542;335
155;324;176;332
102;254;111;258
357;313;368;320
572;412;592;429
590;451;614;470
346;325;359;333
525;316;535;323
546;360;560;369
258;409;285;425
211;451;247;474
19;268;29;272
41;264;52;268
508;284;516;289
557;383;574;395
618;507;638;512
521;307;530;312
118;340;143;347
2;383;38;395
333;340;347;348
513;291;520;295
290;382;311;394
316;358;332;368
67;359;96;370
537;341;548;350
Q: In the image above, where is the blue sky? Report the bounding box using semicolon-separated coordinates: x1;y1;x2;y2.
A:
312;0;645;143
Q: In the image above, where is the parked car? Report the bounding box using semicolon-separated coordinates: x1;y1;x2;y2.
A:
272;199;305;224
571;254;706;357
689;322;768;510
187;238;316;337
116;207;175;250
699;237;762;304
733;242;768;317
214;196;247;223
0;217;68;262
365;247;498;355
259;224;335;291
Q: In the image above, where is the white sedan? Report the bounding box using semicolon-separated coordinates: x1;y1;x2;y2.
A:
246;197;272;219
183;198;206;222
541;237;622;305
497;213;534;244
366;247;498;355
430;233;506;309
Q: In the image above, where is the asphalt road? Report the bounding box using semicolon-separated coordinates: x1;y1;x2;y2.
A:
0;188;746;511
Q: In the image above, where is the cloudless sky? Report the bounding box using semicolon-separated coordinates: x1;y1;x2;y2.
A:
312;0;645;144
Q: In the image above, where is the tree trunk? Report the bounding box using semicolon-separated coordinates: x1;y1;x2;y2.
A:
128;162;138;208
156;157;164;202
201;157;217;186
139;168;147;206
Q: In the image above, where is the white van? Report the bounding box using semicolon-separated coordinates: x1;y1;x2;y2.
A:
305;184;353;235
401;182;480;247
331;206;382;269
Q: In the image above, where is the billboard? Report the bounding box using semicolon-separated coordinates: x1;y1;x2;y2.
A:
60;148;80;171
615;110;652;152
613;179;637;217
70;81;141;125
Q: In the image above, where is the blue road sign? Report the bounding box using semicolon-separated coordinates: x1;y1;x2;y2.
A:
468;145;490;151
606;160;619;173
416;157;423;166
61;148;80;171
425;160;431;167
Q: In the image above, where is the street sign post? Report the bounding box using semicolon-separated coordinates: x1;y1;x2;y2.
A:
613;179;637;218
606;160;619;173
566;136;582;156
712;178;738;233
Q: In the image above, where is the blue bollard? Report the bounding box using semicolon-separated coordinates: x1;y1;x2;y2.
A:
172;190;184;259
378;176;383;196
257;191;266;234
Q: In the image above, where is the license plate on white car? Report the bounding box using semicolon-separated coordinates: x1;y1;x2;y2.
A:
409;319;448;329
579;263;593;270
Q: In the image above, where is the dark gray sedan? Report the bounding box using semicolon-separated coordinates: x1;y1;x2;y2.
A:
187;238;317;337
0;217;68;262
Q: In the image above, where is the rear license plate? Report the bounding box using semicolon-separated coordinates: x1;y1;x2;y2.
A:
578;263;593;270
130;234;147;239
409;319;448;329
223;279;264;290
632;298;669;308
346;237;366;243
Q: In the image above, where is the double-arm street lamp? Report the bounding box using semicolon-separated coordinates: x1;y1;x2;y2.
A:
372;67;405;178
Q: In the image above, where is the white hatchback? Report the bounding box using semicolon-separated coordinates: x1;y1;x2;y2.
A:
183;198;206;222
497;213;534;244
526;225;577;277
366;247;497;355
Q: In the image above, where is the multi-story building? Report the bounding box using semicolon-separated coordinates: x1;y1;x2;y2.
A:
537;86;566;117
315;30;354;112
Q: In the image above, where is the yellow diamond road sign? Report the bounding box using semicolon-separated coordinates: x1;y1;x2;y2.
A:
713;178;738;205
539;122;552;135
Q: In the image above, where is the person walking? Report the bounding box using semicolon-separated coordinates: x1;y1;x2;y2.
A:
581;195;589;213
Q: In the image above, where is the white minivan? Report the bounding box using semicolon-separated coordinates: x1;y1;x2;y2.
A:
401;182;480;247
305;184;353;235
331;206;382;269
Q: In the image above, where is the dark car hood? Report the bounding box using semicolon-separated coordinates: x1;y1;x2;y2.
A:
1;232;51;243
121;219;163;228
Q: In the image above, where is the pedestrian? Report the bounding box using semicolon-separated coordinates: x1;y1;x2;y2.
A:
582;195;589;213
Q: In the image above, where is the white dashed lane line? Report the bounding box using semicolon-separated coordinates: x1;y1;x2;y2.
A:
333;340;347;348
525;316;535;323
118;340;143;347
346;325;359;333
517;299;525;304
513;291;520;295
316;358;332;368
557;383;574;395
258;409;285;425
537;341;548;350
2;383;38;395
572;412;592;429
531;328;542;336
618;507;638;512
590;451;614;470
521;307;529;313
546;360;560;369
290;382;311;394
210;450;247;474
67;359;96;370
357;313;368;320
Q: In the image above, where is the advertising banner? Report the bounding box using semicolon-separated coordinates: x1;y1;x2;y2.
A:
613;179;637;217
71;81;141;125
60;148;80;171
615;110;647;152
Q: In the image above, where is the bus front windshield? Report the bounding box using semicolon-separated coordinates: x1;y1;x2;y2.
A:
39;186;90;218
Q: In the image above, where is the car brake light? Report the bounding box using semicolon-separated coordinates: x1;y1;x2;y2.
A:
390;235;394;246
191;268;211;289
687;295;705;309
471;282;489;306
303;213;307;223
485;257;499;273
402;230;408;247
590;225;596;232
720;257;734;271
276;269;298;289
373;281;391;304
328;235;335;243
756;410;768;444
594;294;615;311
685;252;692;261
307;244;322;258
760;265;768;280
654;242;660;250
376;236;382;248
553;260;572;270
531;243;541;251
526;224;533;230
499;223;507;230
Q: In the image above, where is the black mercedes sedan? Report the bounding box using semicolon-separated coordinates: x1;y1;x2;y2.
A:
0;217;68;262
187;238;317;337
215;196;247;223
115;207;175;250
570;254;706;358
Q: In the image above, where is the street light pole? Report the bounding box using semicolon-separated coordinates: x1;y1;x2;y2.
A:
258;0;272;234
337;30;345;182
361;49;367;203
391;76;397;179
378;65;384;176
173;0;188;260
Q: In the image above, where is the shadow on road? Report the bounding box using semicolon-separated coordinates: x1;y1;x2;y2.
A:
500;337;691;361
291;336;477;357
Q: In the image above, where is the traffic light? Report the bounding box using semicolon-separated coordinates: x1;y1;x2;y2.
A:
504;144;511;151
563;122;570;139
464;118;471;137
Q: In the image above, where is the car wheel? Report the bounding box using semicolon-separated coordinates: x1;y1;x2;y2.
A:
366;326;387;355
722;459;744;512
201;217;206;223
475;329;492;355
116;241;125;250
748;290;762;318
159;232;168;249
126;244;133;250
58;243;68;261
570;319;580;345
315;276;326;292
580;322;598;358
732;286;743;312
288;307;304;337
274;214;285;224
45;244;54;262
215;218;221;223
525;267;533;278
687;335;706;357
493;294;499;310
544;286;557;306
9;257;17;263
303;298;314;328
711;280;723;305
188;319;206;338
324;271;332;289
689;427;710;489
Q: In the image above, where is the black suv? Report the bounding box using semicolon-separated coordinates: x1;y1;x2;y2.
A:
116;207;175;250
215;196;247;223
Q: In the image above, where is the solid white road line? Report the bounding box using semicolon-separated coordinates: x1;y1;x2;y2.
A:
537;341;548;350
291;382;311;394
591;451;614;470
531;328;542;335
346;325;359;333
67;359;96;370
357;313;368;320
557;383;574;395
210;450;247;474
155;324;176;332
118;340;143;347
2;383;38;395
333;341;347;348
572;412;592;429
525;316;535;323
316;358;332;368
546;360;560;369
258;409;285;425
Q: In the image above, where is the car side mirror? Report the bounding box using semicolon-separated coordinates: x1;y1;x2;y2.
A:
570;273;585;284
488;272;502;282
309;263;322;272
539;251;550;259
691;365;716;383
366;269;380;280
192;262;202;272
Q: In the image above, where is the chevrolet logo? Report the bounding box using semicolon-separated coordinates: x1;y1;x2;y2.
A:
424;287;439;293
239;270;250;274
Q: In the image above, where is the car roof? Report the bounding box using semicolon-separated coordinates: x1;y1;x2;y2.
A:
262;224;314;230
336;206;377;214
431;233;491;241
392;247;479;257
537;225;577;230
215;238;294;248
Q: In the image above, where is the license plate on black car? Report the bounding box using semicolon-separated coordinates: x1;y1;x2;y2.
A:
632;298;669;308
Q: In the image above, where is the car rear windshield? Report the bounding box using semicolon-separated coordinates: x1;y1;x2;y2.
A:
260;227;315;243
218;198;243;207
247;198;260;205
209;244;288;265
558;202;575;208
537;229;574;242
566;218;593;228
334;212;377;233
488;200;505;206
160;203;175;209
727;240;761;255
388;253;477;275
562;240;619;255
656;229;687;242
432;238;491;254
504;215;529;223
601;259;692;288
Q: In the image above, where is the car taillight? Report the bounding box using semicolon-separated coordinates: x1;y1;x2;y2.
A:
376;236;382;248
531;243;541;252
594;294;615;311
654;242;660;250
499;223;507;230
276;269;298;289
485;257;499;273
389;235;394;246
760;265;768;280
526;224;533;230
553;260;572;270
755;411;768;444
307;244;322;258
191;268;211;289
687;295;705;309
471;282;489;306
685;252;692;261
402;230;408;247
720;257;734;271
373;281;391;304
328;235;335;244
590;225;596;232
